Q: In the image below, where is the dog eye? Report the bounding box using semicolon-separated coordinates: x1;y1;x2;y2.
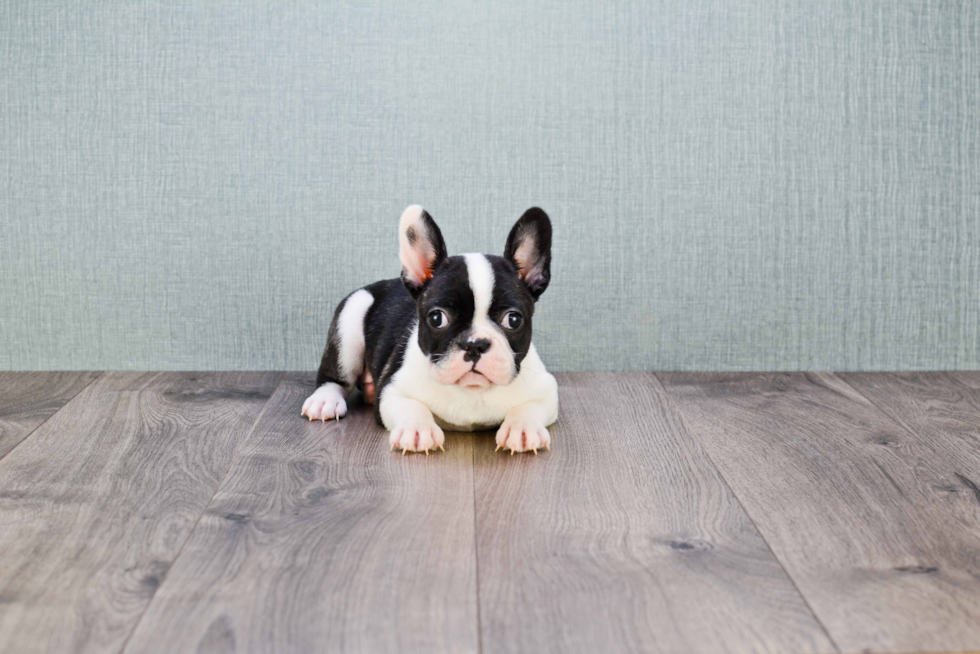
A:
502;311;523;330
427;309;449;329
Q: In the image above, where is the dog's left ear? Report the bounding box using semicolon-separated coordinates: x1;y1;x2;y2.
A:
504;207;552;300
399;205;448;296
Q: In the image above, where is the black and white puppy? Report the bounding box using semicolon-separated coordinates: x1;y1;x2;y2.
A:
301;205;559;454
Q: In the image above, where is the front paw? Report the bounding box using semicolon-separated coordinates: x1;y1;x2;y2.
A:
301;384;348;421
496;418;550;454
390;421;445;454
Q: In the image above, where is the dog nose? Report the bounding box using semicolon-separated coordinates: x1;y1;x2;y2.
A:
462;338;491;362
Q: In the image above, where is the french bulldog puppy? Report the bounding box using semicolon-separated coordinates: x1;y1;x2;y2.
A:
302;206;558;454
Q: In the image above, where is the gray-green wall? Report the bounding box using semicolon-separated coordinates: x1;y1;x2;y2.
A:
2;1;978;371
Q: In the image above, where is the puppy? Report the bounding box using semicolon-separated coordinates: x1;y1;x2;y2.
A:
302;206;559;454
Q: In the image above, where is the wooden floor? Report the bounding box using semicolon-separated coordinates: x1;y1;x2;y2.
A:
1;373;979;654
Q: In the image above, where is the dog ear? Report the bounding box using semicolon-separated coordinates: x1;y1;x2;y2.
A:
504;207;552;300
399;205;448;295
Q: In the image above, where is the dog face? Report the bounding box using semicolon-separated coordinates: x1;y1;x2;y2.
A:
398;206;552;389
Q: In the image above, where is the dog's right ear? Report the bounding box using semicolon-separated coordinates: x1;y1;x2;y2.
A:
504;207;552;300
399;205;447;296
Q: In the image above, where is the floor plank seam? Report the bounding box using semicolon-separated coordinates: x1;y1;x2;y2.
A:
471;437;484;654
113;372;287;654
650;372;844;654
0;371;104;465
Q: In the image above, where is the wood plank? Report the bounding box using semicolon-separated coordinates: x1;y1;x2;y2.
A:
474;372;834;654
122;374;479;654
0;371;281;654
659;372;980;654
947;371;980;393
840;371;980;550
841;372;980;465
0;371;102;460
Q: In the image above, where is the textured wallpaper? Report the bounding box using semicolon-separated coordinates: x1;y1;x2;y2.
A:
1;1;978;371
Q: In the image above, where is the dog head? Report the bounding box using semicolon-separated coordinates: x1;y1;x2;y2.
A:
398;205;552;389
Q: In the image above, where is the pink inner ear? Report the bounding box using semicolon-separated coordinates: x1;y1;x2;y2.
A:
513;235;539;281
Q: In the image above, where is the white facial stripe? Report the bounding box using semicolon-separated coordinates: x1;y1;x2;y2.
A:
337;289;374;381
460;253;514;382
463;253;494;321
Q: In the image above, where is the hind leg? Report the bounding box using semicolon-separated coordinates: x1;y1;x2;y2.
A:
359;370;376;405
302;289;375;421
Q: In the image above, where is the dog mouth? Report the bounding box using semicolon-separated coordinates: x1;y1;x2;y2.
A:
455;366;491;388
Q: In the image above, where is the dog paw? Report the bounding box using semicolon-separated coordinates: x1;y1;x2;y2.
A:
301;384;348;421
390;420;445;454
495;418;550;454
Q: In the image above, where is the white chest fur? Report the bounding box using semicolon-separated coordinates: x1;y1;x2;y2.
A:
381;325;558;431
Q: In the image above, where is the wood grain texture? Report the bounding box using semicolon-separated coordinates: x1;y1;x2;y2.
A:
841;372;980;471
659;372;980;654
122;374;479;654
947;371;980;392
473;373;834;654
841;371;980;559
0;371;281;654
0;371;101;459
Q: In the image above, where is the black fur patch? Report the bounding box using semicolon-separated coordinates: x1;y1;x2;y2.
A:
486;254;536;373
359;279;417;424
417;257;476;363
